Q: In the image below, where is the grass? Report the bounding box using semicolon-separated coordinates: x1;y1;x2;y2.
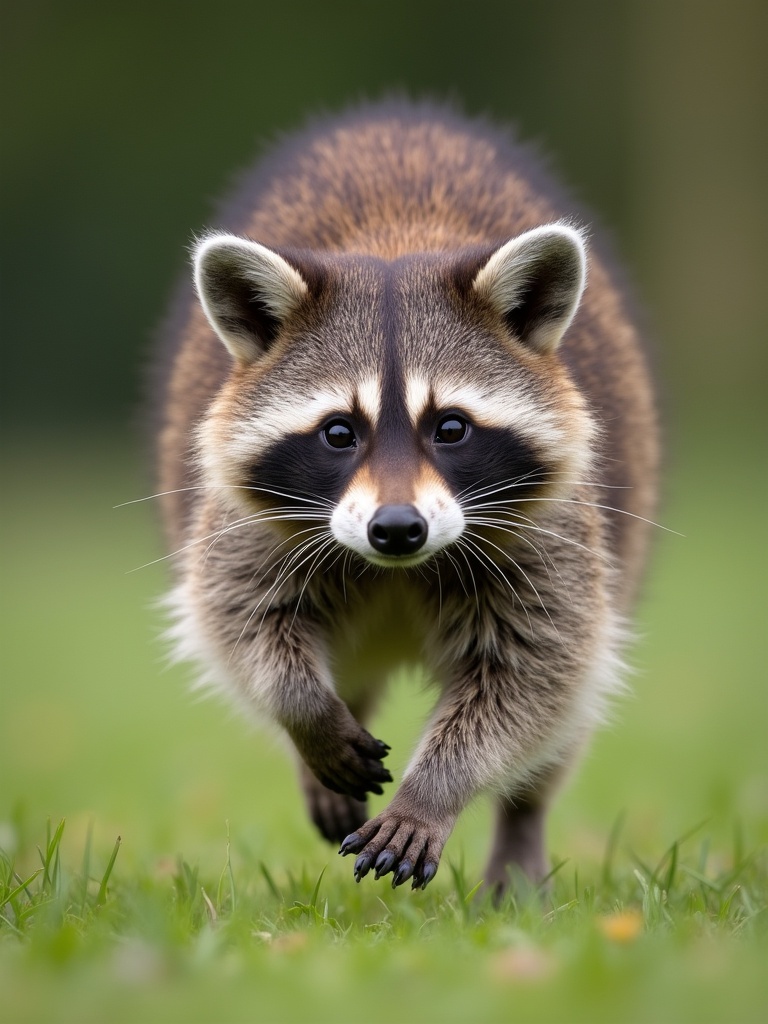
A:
1;814;766;1024
1;429;766;1023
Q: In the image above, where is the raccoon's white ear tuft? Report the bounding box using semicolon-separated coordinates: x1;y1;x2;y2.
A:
193;233;309;363
472;223;587;354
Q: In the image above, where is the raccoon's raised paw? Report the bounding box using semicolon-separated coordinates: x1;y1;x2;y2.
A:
300;766;369;844
339;807;451;890
295;718;392;803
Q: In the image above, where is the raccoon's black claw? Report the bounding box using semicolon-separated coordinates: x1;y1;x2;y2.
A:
339;832;364;855
353;732;392;761
392;859;414;887
412;862;438;890
374;849;397;878
353;852;374;881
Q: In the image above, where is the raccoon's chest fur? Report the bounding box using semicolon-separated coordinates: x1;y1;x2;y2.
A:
325;574;424;694
154;100;659;894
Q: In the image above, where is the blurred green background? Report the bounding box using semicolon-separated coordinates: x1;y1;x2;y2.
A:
2;0;766;880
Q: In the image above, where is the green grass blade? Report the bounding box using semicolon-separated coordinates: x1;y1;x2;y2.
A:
602;810;625;887
1;868;42;910
259;862;282;902
38;818;66;891
309;866;326;910
96;835;121;906
464;879;484;904
79;819;94;916
661;840;679;894
216;821;236;914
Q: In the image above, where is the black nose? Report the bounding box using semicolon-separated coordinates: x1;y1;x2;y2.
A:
368;504;428;556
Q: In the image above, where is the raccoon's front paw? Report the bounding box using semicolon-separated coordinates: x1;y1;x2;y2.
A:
294;718;392;803
339;804;453;890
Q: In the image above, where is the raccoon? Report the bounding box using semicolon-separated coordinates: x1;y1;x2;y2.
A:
155;101;658;894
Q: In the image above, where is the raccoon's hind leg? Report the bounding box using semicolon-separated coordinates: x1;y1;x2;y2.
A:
483;762;569;900
484;794;549;900
300;763;369;844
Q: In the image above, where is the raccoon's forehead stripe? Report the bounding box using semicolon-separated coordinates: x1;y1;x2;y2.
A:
404;373;432;425
356;374;382;425
404;374;565;450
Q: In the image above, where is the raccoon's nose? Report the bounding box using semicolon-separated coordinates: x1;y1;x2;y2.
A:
368;504;428;556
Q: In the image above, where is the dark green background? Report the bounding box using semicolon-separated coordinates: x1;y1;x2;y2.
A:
4;0;766;437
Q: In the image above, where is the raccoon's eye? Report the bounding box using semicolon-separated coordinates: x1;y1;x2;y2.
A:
322;419;357;449
434;415;468;444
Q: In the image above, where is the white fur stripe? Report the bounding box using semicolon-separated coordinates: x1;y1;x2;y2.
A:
405;373;432;424
356;375;382;424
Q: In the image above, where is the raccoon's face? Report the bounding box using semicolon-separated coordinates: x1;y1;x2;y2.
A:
194;227;595;568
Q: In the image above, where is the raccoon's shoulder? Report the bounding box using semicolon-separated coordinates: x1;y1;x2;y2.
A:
212;99;581;255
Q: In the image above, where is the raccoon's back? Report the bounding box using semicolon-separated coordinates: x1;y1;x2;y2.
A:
219;103;569;256
155;101;658;596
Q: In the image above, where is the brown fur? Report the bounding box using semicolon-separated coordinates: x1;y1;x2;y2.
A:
155;101;659;895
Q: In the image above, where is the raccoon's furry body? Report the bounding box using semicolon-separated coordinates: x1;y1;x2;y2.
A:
156;102;658;893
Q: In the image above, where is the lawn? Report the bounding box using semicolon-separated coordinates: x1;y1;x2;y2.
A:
1;430;766;1024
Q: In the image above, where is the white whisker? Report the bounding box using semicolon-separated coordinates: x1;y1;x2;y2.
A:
228;531;333;663
289;538;342;631
115;483;335;511
442;547;470;601
460;534;535;638
456;468;552;505
201;516;328;564
341;550;352;603
463;514;611;567
511;497;682;535
465;529;565;647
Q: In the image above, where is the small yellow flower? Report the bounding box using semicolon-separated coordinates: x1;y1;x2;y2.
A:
598;909;644;943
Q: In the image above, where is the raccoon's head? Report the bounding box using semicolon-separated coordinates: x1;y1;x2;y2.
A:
193;225;595;568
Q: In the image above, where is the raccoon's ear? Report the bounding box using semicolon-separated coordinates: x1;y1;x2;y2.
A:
193;233;309;363
471;223;587;354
